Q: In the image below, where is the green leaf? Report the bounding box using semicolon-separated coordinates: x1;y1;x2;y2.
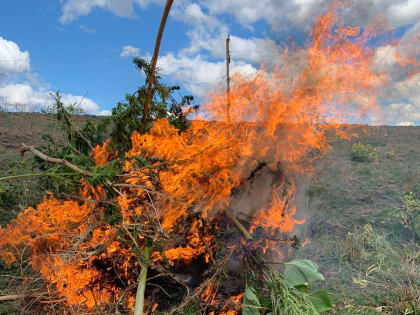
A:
294;284;310;293
308;290;333;313
134;156;148;167
283;259;324;287
242;286;261;315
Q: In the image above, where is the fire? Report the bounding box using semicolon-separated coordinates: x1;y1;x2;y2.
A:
302;239;311;247
0;2;419;312
93;138;117;166
212;292;244;315
250;184;304;236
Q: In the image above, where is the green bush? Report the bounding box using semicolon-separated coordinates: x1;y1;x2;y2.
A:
350;142;378;162
391;192;420;240
343;224;388;264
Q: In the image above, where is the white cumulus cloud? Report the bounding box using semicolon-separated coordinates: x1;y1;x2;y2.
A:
0;37;30;74
59;0;164;24
0;84;102;115
155;52;258;98
97;109;112;116
120;45;140;58
202;0;420;30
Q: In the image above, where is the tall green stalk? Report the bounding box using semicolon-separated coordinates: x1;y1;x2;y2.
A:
134;246;151;315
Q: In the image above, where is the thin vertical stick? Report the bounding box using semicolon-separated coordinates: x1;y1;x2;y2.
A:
142;0;174;127
225;35;231;122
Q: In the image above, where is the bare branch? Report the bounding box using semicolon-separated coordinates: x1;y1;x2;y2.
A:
225;210;253;241
142;0;174;126
20;143;93;177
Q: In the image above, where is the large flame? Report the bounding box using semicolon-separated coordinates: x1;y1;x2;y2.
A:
1;3;418;312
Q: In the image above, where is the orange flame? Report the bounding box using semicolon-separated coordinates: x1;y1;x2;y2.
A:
302;239;311;247
92;138;117;166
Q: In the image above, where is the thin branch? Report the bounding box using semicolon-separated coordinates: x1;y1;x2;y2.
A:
149;263;190;296
20;143;93;177
225;210;253;241
49;92;94;150
0;292;48;301
201;236;216;265
113;183;186;205
166;254;231;315
0;172;75;181
0;294;25;301
142;0;174;126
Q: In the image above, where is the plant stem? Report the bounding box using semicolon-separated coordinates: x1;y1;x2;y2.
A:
0;172;75;181
142;0;174;126
20;143;93;177
134;246;151;315
225;210;253;241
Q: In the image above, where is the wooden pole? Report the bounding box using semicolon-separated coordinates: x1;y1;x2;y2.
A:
142;0;174;127
225;35;231;122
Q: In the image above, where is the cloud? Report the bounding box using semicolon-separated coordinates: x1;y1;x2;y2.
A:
0;37;30;74
201;0;325;30
58;0;420;31
172;2;223;31
120;45;140;58
397;121;414;126
201;0;420;31
172;2;283;68
155;52;258;98
60;93;101;114
97;109;112;116
388;0;420;26
372;45;398;73
395;72;420;99
0;38;109;116
371;22;420;125
78;24;96;34
374;70;420;125
380;102;420;125
0;84;101;115
0;84;47;111
59;0;163;24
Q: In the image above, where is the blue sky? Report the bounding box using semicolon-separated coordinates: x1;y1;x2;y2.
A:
0;0;419;125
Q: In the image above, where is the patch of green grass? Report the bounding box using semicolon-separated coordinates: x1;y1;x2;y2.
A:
351;143;378;163
295;127;420;313
299;224;419;313
388;192;420;240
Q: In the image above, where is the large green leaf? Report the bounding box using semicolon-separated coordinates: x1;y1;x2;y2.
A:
283;259;324;288
308;290;333;313
242;286;261;315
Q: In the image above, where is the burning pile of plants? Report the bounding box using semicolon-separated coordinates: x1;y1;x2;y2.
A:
1;2;419;314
